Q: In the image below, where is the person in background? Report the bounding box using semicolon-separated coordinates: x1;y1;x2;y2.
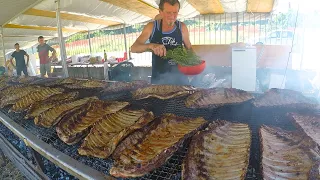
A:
130;0;193;85
10;43;29;77
37;36;56;78
5;59;14;76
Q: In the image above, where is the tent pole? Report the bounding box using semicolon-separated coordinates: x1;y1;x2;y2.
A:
123;24;128;59
88;30;92;55
55;0;69;78
236;12;239;43
0;27;6;67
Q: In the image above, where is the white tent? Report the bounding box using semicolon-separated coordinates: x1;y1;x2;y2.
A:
0;0;281;68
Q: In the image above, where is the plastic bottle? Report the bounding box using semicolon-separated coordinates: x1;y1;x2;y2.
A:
104;50;108;61
103;50;109;80
124;52;127;60
129;48;132;60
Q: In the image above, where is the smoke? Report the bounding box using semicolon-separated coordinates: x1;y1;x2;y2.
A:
151;71;190;85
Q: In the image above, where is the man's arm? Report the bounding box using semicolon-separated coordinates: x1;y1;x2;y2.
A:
131;22;166;57
36;46;41;63
181;22;193;51
10;57;16;68
47;45;57;57
24;51;30;65
10;53;16;68
131;22;153;53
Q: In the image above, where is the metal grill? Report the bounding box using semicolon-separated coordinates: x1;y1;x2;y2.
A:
0;88;318;180
0;121;34;162
0;119;78;180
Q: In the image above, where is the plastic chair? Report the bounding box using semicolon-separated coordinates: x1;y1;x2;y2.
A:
109;61;134;82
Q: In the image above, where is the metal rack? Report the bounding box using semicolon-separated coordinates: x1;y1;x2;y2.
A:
0;132;48;180
0;83;318;180
0;110;110;180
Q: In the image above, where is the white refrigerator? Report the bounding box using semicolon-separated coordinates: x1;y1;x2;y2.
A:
231;46;257;91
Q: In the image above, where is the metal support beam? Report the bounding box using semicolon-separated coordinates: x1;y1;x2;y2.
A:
0;133;49;180
236;12;239;43
55;0;69;78
29;147;45;172
2;0;44;26
123;24;128;59
1;27;6;67
0;148;7;166
88;31;92;55
24;8;120;26
4;24;81;32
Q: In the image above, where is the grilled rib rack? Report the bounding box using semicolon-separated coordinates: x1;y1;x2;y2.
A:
0;83;318;180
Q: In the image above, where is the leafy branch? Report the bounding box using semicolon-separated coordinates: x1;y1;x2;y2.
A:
163;46;202;66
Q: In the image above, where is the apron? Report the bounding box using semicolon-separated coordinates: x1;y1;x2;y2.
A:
149;20;189;85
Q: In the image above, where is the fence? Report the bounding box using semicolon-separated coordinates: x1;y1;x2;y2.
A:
40;11;300;67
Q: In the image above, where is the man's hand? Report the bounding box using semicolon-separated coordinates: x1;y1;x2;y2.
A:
149;43;166;57
10;63;16;69
49;53;56;62
25;54;30;67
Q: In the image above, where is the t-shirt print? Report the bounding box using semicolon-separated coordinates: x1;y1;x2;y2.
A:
162;37;178;46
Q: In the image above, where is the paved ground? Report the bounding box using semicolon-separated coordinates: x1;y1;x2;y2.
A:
0;152;25;180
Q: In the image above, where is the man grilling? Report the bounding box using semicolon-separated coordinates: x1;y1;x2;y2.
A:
130;0;193;85
10;43;29;77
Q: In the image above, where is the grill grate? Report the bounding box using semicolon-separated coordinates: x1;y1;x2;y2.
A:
0;90;318;180
0;122;34;163
0;120;78;180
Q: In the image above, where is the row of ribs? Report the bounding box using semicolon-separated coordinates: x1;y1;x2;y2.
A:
131;85;319;110
78;109;154;159
253;88;319;109
10;87;65;113
31;89;320;179
131;85;196;100
34;96;98;128
56;100;129;145
182;120;251;180
0;79;318;110
0;80;319;179
25;92;79;119
0;85;42;108
110;114;208;177
100;80;150;94
64;79;107;89
260;125;320;180
185;88;254;108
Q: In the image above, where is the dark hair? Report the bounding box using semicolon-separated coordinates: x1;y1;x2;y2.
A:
38;36;44;41
14;43;19;46
159;0;180;11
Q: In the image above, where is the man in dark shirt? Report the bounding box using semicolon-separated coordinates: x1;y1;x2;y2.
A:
10;43;29;77
37;36;56;77
131;0;193;85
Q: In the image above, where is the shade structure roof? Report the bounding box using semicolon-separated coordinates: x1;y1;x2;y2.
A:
0;0;282;59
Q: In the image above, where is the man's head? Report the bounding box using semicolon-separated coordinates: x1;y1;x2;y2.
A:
14;43;20;50
159;0;180;27
38;36;45;45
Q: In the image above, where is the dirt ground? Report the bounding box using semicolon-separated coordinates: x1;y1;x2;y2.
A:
0;153;25;180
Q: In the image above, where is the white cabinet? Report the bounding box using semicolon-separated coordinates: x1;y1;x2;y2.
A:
231;47;257;91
